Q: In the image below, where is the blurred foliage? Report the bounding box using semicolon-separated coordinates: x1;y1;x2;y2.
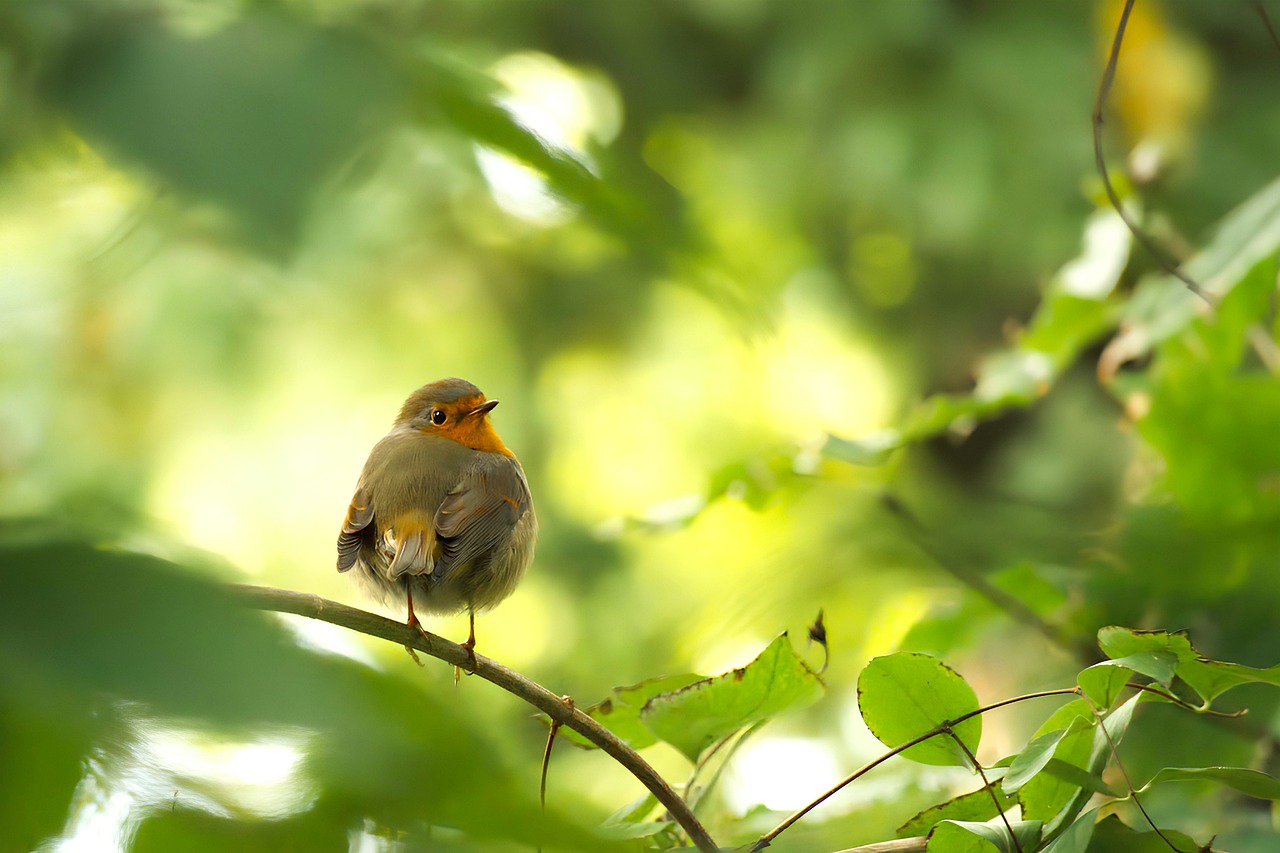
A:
3;0;1280;850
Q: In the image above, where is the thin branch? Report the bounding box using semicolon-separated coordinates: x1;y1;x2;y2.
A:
1124;681;1247;717
229;585;719;853
1095;705;1189;853
751;688;1081;850
831;840;928;853
943;727;1020;853
1093;0;1212;305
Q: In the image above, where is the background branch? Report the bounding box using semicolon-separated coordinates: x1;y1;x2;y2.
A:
229;584;718;853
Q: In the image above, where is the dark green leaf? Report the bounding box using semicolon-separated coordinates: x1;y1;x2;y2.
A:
898;785;1016;838
51;16;403;247
0;535;600;850
1086;814;1200;853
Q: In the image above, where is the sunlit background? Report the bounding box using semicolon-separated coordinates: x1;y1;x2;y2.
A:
3;0;1278;850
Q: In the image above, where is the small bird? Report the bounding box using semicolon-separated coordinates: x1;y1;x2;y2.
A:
337;378;537;664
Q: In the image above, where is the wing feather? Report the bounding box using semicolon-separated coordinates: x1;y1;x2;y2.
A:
432;458;530;578
336;488;374;572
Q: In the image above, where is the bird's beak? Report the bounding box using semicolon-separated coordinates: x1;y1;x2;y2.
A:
470;399;499;417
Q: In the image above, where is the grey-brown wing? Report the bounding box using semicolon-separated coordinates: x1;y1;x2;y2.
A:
336;486;374;572
433;457;531;578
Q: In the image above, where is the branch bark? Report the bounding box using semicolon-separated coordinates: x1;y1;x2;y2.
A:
229;585;718;853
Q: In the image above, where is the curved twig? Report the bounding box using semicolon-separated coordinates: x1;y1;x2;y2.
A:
751;687;1081;851
229;585;718;853
1093;0;1212;305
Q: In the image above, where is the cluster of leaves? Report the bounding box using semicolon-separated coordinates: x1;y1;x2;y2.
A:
538;622;1280;852
856;631;1280;853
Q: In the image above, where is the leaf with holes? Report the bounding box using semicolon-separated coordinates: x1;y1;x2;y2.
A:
640;633;824;762
558;674;704;750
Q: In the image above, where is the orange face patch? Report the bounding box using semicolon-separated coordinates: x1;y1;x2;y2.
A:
424;394;514;456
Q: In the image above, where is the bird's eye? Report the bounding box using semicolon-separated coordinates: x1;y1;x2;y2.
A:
430;409;447;425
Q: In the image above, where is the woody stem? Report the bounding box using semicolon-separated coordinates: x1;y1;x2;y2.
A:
229;584;719;853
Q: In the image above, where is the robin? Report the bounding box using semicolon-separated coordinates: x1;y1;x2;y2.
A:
336;378;537;665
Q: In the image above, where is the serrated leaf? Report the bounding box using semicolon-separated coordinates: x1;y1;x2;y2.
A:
926;818;1042;853
559;673;704;750
641;634;824;762
898;785;1016;838
858;652;981;768
1140;766;1280;800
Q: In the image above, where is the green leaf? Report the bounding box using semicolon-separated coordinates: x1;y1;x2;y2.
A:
1176;658;1280;706
1086;814;1200;853
1097;626;1280;705
1002;721;1084;794
1105;174;1280;368
1038;759;1121;799
1140;766;1280;800
0;534;599;851
560;674;704;750
898;785;1016;838
598;819;673;841
1093;693;1138;754
858;652;981;767
52;16;403;247
1076;661;1134;708
1096;627;1197;667
823;210;1119;465
926;818;1042;853
1017;715;1097;826
601;792;658;826
1033;699;1096;737
640;634;824;762
1039;807;1098;853
822;430;901;465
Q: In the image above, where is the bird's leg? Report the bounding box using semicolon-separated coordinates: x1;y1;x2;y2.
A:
459;608;478;675
402;587;431;666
